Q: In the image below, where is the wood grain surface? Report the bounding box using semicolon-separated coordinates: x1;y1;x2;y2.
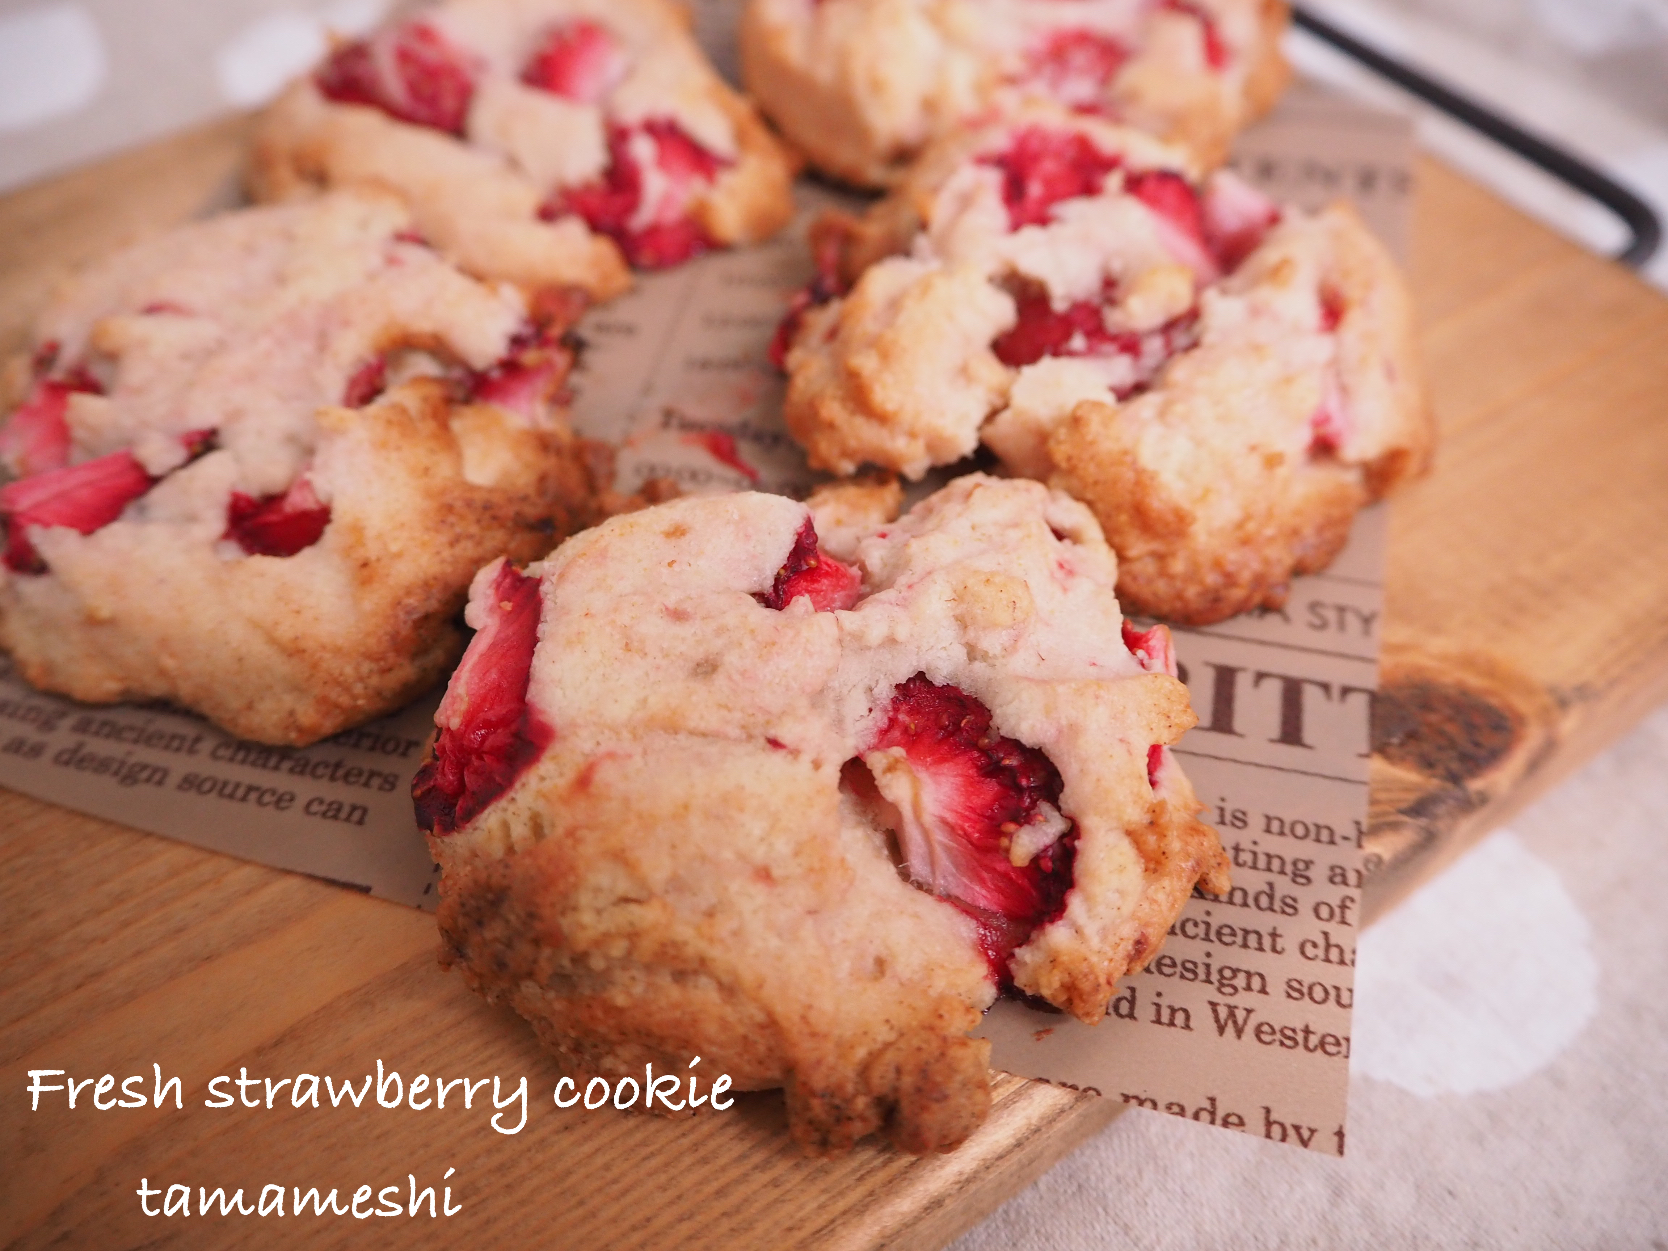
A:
3;118;1667;1250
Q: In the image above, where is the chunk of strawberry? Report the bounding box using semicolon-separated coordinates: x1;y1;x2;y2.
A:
992;288;1198;396
1121;622;1177;790
1201;169;1281;271
554;124;640;231
757;518;860;611
470;352;569;420
414;561;554;835
682;430;760;483
1162;0;1229;69
1318;284;1346;334
0;369;101;478
1024;28;1128;111
30;339;61;376
980;127;1123;231
1127;169;1204;246
316;21;478;135
521;19;628;103
653;120;725;186
179;427;219;461
545;120;727;269
1308;374;1349;456
993;290;1129;367
769;230;846;370
342;357;387;407
1;450;152;572
1125;169;1217;279
862;675;1075;981
224;477;331;558
527;285;592;334
1121;619;1176;677
466;300;582;420
605;214;712;270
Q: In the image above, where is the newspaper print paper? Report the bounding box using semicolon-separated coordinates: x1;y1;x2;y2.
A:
0;85;1412;1154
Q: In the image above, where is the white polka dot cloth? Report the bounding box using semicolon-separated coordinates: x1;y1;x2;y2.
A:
953;701;1668;1250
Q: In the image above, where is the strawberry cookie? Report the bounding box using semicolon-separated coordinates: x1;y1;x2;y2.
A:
777;111;1432;624
741;0;1289;187
417;474;1227;1153
251;0;798;293
0;191;632;746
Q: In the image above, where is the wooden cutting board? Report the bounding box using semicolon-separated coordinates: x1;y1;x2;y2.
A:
3;117;1667;1250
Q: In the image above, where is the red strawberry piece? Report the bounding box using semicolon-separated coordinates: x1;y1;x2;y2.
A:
863;674;1075;982
1123;622;1171;790
757;518;861;611
1124;168;1218;280
682;430;760;483
992;288;1197;396
224;476;331;558
1126;169;1205;247
1308;374;1349;455
769;231;846;369
1163;0;1229;69
767;285;820;369
521;19;629;103
545;120;726;269
528;284;592;334
179;428;219;461
652;119;726;186
471;350;568;419
1121;619;1177;677
1318;285;1346;334
550;124;640;235
139;300;192;316
1127;169;1204;242
993;289;1132;367
467;310;579;419
627;120;728;266
1;450;153;573
1201;170;1281;271
979;126;1123;230
414;561;554;835
316;21;479;136
1121;623;1176;790
1024;28;1129;111
342;357;387;407
30;339;60;377
0;370;102;477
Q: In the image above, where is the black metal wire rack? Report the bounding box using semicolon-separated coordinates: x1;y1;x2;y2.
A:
1292;4;1662;269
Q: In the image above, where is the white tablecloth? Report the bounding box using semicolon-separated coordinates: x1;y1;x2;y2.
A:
953;701;1668;1250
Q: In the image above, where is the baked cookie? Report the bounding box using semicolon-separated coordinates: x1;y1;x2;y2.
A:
0;191;635;746
417;474;1227;1153
777;111;1432;624
251;0;798;290
741;0;1289;187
